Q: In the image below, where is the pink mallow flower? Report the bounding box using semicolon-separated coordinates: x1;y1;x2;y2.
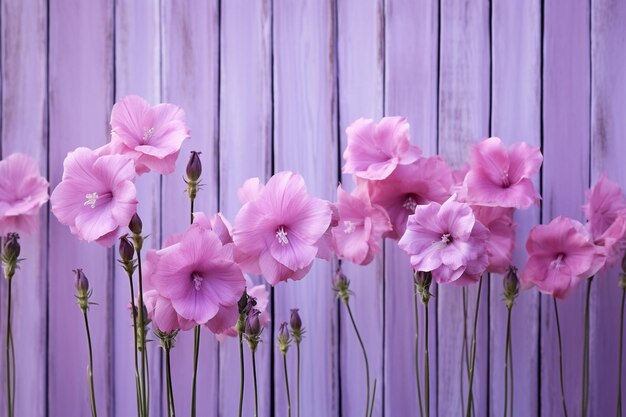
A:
398;196;490;285
50;147;138;247
0;153;49;235
364;156;454;239
521;216;605;299
110;95;190;175
472;205;516;274
143;289;194;333
331;184;392;265
233;171;332;286
462;137;542;209
342;116;421;180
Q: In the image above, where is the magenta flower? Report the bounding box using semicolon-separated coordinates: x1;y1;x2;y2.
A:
110;95;190;175
50;147;138;247
365;156;454;239
233;171;332;286
521;216;604;299
143;289;194;333
331;185;392;265
462;137;542;208
0;153;49;235
472;205;516;274
398;196;489;285
342;116;421;180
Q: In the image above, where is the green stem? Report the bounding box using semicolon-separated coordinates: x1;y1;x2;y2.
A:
465;276;484;417
283;353;292;417
503;306;512;417
190;326;201;417
5;277;13;417
252;348;259;417
126;273;143;417
554;298;569;417
509;318;514;417
165;346;175;417
83;310;98;417
136;249;148;416
413;284;424;417
582;278;593;417
297;342;301;417
617;286;625;417
145;346;151;413
369;379;377;417
344;299;371;417
9;324;15;414
238;332;245;417
424;298;430;417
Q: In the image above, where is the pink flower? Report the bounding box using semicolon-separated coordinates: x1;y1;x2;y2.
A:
143;289;194;333
521;216;604;299
212;284;271;340
0;153;49;235
365;156;454;239
148;223;246;325
472;205;516;273
233;171;332;286
110;95;190;175
50;147;138;247
398;196;489;285
331;185;392;265
462;137;542;208
342;117;421;180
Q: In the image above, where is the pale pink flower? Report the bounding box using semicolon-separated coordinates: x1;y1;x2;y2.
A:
521;216;604;299
472;205;516;273
332;185;392;265
365;156;454;239
0;153;49;235
462;137;542;208
233;171;332;286
398;196;489;285
212;284;270;340
343;117;421;180
50;147;138;247
110;95;190;175
143;289;194;333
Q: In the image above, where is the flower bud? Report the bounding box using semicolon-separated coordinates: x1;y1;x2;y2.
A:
119;234;135;263
2;233;21;279
333;267;350;303
278;322;291;355
74;269;91;311
129;213;143;235
290;308;305;344
414;270;432;304
503;266;520;309
245;309;262;338
186;151;202;182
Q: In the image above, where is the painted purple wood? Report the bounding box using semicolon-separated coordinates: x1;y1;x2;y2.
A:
160;1;221;415
218;0;272;416
437;1;491;416
590;1;626;415
489;1;541;416
0;1;47;416
384;0;439;416
48;1;115;416
541;0;591;416
114;1;163;416
272;1;339;416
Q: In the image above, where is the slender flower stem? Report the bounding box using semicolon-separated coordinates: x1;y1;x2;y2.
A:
190;326;201;417
126;272;143;417
424;298;430;417
136;249;149;416
553;298;569;417
5;277;13;417
343;299;371;417
582;278;593;417
165;346;175;417
296;342;301;417
83;310;98;417
465;275;484;417
509;323;514;417
283;353;292;417
617;285;625;417
252;348;259;417
461;288;475;417
413;284;424;417
369;379;377;417
238;333;245;417
503;306;512;417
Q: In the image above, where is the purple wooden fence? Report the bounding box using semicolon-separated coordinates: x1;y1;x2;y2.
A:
0;0;623;416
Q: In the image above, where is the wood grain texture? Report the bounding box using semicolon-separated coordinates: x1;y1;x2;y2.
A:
218;0;272;415
160;1;221;415
272;0;339;415
47;1;115;416
113;1;163;416
489;1;541;416
541;0;591;415
0;1;48;416
437;1;491;416
383;0;439;415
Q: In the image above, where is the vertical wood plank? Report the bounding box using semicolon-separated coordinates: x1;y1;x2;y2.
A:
437;0;491;416
160;1;221;415
489;1;541;416
272;1;339;415
541;0;590;415
48;1;115;416
218;0;272;416
590;0;626;414
383;0;439;415
0;1;48;416
113;1;162;416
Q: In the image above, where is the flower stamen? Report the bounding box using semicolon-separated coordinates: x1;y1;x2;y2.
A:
84;192;99;209
441;233;452;244
403;195;418;212
276;226;289;245
192;272;203;291
343;220;356;234
143;127;155;141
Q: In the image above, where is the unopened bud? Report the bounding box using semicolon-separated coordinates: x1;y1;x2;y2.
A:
2;233;21;279
414;270;432;304
278;322;291;354
186;151;202;183
290;308;305;344
119;234;135;263
503;266;520;309
74;269;91;311
333;267;350;303
129;213;143;235
245;309;262;338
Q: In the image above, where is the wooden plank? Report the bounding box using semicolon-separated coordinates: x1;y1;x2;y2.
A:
113;1;162;416
590;0;626;415
47;1;115;416
383;0;439;415
540;0;590;415
272;0;339;415
489;1;541;416
0;1;48;416
218;0;272;416
436;0;491;415
160;1;221;415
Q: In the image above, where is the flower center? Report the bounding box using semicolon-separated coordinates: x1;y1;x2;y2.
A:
501;171;511;188
143;127;155;141
440;233;452;245
192;272;203;291
550;253;566;270
343;220;356;234
276;226;289;245
84;192;99;208
403;195;418;212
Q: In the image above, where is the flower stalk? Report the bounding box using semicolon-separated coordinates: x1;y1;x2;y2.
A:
290;309;304;417
465;275;484;417
415;271;432;417
3;234;21;417
156;330;178;417
582;277;593;417
412;274;424;417
75;269;98;417
278;322;292;417
553;297;569;417
502;267;519;417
